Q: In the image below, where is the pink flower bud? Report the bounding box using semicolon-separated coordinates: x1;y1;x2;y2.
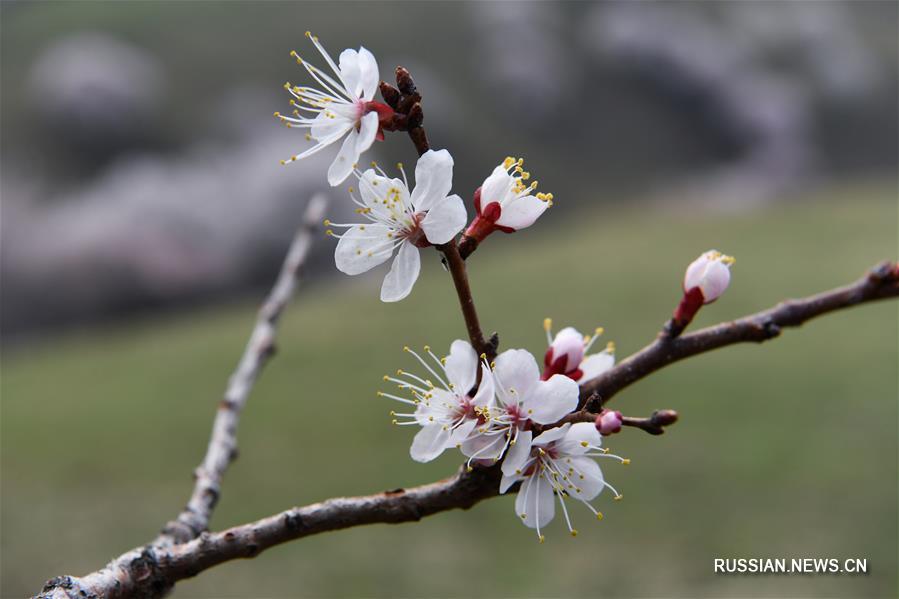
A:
544;327;586;378
595;410;623;435
683;250;734;304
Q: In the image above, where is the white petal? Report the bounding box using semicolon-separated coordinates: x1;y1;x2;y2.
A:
495;195;549;230
481;165;513;206
444;340;478;393
410;423;451;462
557;421;602;456
338;49;362;97
493;349;540;405
461;431;506;462
410;149;454;211
578;351;615;382
357;46;380;100
421;194;466;245
327;129;361;186
334;224;394;275
521;374;579;425
699;260;731;302
355;111;379;155
515;473;555;530
311;110;352;141
357;169;409;219
532;423;570;446
449;418;478;447
567;456;604;501
380;241;421;302
500;472;521;494
501;429;533;477
470;365;495;407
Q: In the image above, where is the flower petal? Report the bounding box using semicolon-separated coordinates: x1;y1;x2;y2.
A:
493;348;540;405
515;472;555;530
501;429;533;477
499;472;521;494
357;46;379;100
532;423;570;446
311;110;352;141
461;430;506;462
495;195;549;230
449;418;478;447
356;111;379;155
380;241;421;302
470;365;495;407
481;165;513;206
567;456;604;501
521;374;579;425
327;129;361;186
410;149;454;211
444;340;478;394
334;224;394;275
557;421;602;455
421;194;466;245
338;48;362;97
578;351;615;382
410;423;451;462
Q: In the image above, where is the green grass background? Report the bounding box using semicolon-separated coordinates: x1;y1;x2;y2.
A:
2;184;896;598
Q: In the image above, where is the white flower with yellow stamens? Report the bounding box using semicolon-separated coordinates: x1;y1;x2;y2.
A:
325;149;466;302
380;341;495;463
463;156;553;243
500;422;628;542
275;32;394;186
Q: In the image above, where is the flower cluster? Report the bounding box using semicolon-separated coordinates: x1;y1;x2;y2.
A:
277;36;553;303
381;330;627;541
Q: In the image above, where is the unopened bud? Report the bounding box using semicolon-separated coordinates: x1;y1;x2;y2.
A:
684;250;734;304
651;409;679;427
543;327;586;379
595;409;623;435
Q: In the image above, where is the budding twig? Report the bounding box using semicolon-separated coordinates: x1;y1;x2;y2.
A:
439;238;492;361
155;195;330;546
578;261;899;408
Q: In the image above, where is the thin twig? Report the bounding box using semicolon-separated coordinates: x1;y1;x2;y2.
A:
439;239;491;359
577;261;899;409
155;195;330;546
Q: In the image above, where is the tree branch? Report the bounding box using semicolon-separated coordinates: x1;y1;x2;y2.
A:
35;261;898;599
439;238;492;360
577;260;899;409
155;195;330;546
37;465;502;599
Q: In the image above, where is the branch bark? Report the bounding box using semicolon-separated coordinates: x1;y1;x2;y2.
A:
155;195;329;546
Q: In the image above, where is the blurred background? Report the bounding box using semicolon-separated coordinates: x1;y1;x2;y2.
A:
1;1;896;597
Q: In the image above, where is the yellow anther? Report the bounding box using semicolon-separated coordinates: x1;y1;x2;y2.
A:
606;341;616;353
596;512;604;521
622;458;631;466
325;229;334;236
396;369;404;375
323;219;331;226
580;441;588;447
614;494;623;501
305;133;312;141
279;160;286;166
466;466;473;473
396;162;404;169
370;160;378;167
538;535;545;544
480;352;487;360
273;111;281;117
721;254;736;265
595;327;604;336
382;375;389;382
423;345;430;352
348;186;355;193
570;529;578;537
543;317;552;332
403;345;411;352
537;447;546;455
304;30;312;37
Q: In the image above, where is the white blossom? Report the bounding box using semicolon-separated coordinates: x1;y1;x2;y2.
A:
684;250;735;304
500;422;628;541
325;150;466;302
380;341;495;463
275;32;394;186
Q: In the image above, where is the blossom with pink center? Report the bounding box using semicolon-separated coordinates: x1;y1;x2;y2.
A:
325;149;466;302
275;32;395;186
463;156;553;243
500;422;628;541
541;319;616;383
379;341;495;463
461;348;579;467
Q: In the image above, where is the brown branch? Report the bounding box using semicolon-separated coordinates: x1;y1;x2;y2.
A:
155;195;330;546
439;238;492;359
37;465;502;599
578;260;899;408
